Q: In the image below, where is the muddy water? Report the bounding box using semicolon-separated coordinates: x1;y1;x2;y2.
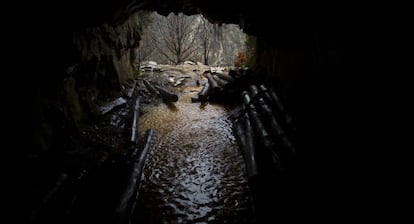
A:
133;87;254;223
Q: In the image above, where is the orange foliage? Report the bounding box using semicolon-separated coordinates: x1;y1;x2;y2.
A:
234;52;247;67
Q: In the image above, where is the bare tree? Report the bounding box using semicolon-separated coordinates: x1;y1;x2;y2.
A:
137;30;156;63
197;16;214;65
138;12;247;66
151;13;199;65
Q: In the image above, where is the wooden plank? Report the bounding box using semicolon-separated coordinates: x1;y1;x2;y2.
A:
130;97;141;144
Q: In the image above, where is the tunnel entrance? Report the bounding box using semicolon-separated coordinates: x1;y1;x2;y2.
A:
24;0;357;223
137;12;247;67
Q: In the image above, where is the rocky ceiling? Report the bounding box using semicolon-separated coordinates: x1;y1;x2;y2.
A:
55;0;326;37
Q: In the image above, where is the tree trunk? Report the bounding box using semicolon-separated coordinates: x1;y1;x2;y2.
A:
241;91;280;165
98;97;127;115
143;79;178;102
256;98;295;155
191;97;200;103
229;69;243;78
215;72;234;82
115;129;154;224
143;80;159;95
235;115;258;179
204;47;209;65
212;75;229;87
249;85;295;154
154;86;179;102
249;85;260;99
205;72;220;92
130;97;141;144
259;84;294;134
249;85;284;138
198;82;210;102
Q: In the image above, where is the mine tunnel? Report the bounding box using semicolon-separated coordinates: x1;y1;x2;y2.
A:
21;0;360;223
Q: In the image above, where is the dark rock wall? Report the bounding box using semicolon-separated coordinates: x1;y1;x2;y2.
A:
13;1;373;223
27;0;350;170
29;9;144;155
72;13;141;99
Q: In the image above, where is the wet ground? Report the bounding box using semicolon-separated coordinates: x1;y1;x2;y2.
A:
132;75;255;223
25;65;255;224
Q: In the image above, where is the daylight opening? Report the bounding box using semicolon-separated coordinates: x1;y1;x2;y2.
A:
137;12;248;69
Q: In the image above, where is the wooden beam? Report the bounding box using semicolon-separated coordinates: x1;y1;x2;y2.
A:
115;129;154;224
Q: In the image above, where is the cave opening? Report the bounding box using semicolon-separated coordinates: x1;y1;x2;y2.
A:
137;11;248;67
20;1;361;223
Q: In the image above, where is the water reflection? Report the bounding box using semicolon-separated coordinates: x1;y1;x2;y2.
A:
134;87;254;223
